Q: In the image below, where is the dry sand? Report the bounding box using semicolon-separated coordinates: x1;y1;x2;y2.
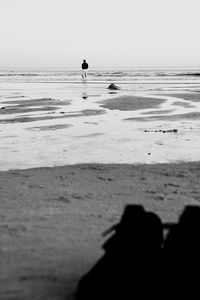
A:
1;162;200;300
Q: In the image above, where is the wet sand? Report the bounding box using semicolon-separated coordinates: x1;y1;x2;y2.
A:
0;97;105;124
1;162;200;300
99;95;165;111
1;90;200;169
124;111;200;121
161;92;200;102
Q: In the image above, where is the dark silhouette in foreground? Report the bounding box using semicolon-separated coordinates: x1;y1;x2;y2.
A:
164;205;200;299
76;205;200;300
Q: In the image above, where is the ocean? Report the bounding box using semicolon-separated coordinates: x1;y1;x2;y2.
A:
1;67;200;89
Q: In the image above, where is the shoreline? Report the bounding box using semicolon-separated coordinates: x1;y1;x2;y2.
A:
0;158;200;173
1;161;200;300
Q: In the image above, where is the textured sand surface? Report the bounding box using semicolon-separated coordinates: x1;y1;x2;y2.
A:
1;162;200;300
99;95;165;111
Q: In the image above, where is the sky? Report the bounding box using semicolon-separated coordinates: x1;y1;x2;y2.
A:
0;0;200;68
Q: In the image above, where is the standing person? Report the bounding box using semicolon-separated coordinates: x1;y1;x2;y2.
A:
81;59;89;83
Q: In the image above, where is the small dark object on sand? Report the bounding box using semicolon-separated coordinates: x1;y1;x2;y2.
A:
144;129;178;133
107;83;120;90
162;129;178;133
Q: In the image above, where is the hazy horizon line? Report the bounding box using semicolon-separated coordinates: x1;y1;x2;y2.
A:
1;65;200;70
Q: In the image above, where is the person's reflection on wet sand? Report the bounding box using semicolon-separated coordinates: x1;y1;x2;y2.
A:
82;91;88;99
82;82;88;99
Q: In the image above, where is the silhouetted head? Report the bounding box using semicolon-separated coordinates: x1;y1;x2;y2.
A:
102;205;145;253
118;205;145;233
103;205;163;256
165;205;200;252
83;59;86;63
118;206;163;249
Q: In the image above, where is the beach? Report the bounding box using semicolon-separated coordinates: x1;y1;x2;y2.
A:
1;162;200;300
1;68;200;299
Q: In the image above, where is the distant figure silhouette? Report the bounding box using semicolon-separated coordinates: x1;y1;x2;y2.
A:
81;59;89;83
76;205;163;300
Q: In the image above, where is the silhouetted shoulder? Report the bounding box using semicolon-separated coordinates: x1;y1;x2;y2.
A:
82;62;88;69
